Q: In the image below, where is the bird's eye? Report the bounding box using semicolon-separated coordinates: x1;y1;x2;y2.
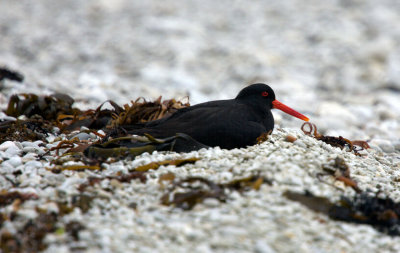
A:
261;91;269;97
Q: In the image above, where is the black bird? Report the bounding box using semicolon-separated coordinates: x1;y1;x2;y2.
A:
125;83;309;149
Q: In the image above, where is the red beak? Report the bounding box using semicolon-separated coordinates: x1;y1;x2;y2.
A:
272;100;309;121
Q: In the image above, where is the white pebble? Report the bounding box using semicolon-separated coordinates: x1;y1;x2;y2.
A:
394;141;400;152
8;156;22;167
17;208;38;220
40;202;60;214
24;160;43;169
23;146;38;153
202;198;221;207
5;146;22;156
0;141;18;151
370;139;395;153
21;141;39;148
293;140;307;149
71;132;91;140
0;112;16;121
255;240;276;253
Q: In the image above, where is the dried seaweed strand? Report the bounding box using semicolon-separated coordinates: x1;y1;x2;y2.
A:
161;174;271;210
301;122;369;155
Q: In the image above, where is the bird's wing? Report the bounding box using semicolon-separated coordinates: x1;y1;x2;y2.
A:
118;100;226;131
130;100;233;128
136;101;263;136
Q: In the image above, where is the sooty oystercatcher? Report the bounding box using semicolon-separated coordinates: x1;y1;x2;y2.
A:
125;83;309;149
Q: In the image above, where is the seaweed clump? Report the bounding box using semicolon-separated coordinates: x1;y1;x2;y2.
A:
0;197;86;253
161;174;271;210
285;190;400;236
111;96;189;126
1;212;58;253
319;156;361;192
0;93;79;142
301;122;370;155
1;92;193;158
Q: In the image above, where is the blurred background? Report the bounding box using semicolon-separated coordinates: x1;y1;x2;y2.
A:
1;0;399;148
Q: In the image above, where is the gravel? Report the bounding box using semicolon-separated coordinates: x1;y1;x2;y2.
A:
1;0;400;252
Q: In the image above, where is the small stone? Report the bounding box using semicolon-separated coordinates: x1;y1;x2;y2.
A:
293;139;307;149
110;179;123;188
22;153;37;162
17;209;38;220
369;144;382;152
22;144;45;155
97;130;106;136
393;141;400;152
285;135;297;143
370;139;395;153
41;202;60;214
14;142;23;150
0;141;18;151
71;132;91;141
24;160;43;169
255;240;276;253
8;156;22;167
18;174;42;187
17;115;28;120
5;146;22;156
0;161;14;172
380;143;395;153
202;198;221;207
21;141;39;148
46;135;56;143
46;143;57;149
0;112;16;121
23;146;38;153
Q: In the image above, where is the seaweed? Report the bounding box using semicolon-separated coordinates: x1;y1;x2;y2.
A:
76;157;197;192
135;157;199;172
5;93;76;120
0;192;87;252
284;190;334;214
0;212;58;253
161;174;271;210
111;96;189;127
331;192;400;235
1;92;200;164
158;172;176;188
3;92;190;138
319;156;361;192
0;209;85;253
256;130;272;144
301;122;370;155
65;221;85;241
51;165;103;171
0;67;24;82
0;93;80;142
285;190;400;236
0;117;52;142
58;100;122;132
160;177;227;210
84;133;208;160
71;194;95;213
0;191;38;207
225;174;272;191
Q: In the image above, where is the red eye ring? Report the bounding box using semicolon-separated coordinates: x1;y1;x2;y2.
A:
261;91;269;97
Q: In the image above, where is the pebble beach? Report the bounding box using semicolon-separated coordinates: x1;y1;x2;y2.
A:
1;0;400;252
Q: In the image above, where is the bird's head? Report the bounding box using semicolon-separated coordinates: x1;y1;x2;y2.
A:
236;83;309;121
